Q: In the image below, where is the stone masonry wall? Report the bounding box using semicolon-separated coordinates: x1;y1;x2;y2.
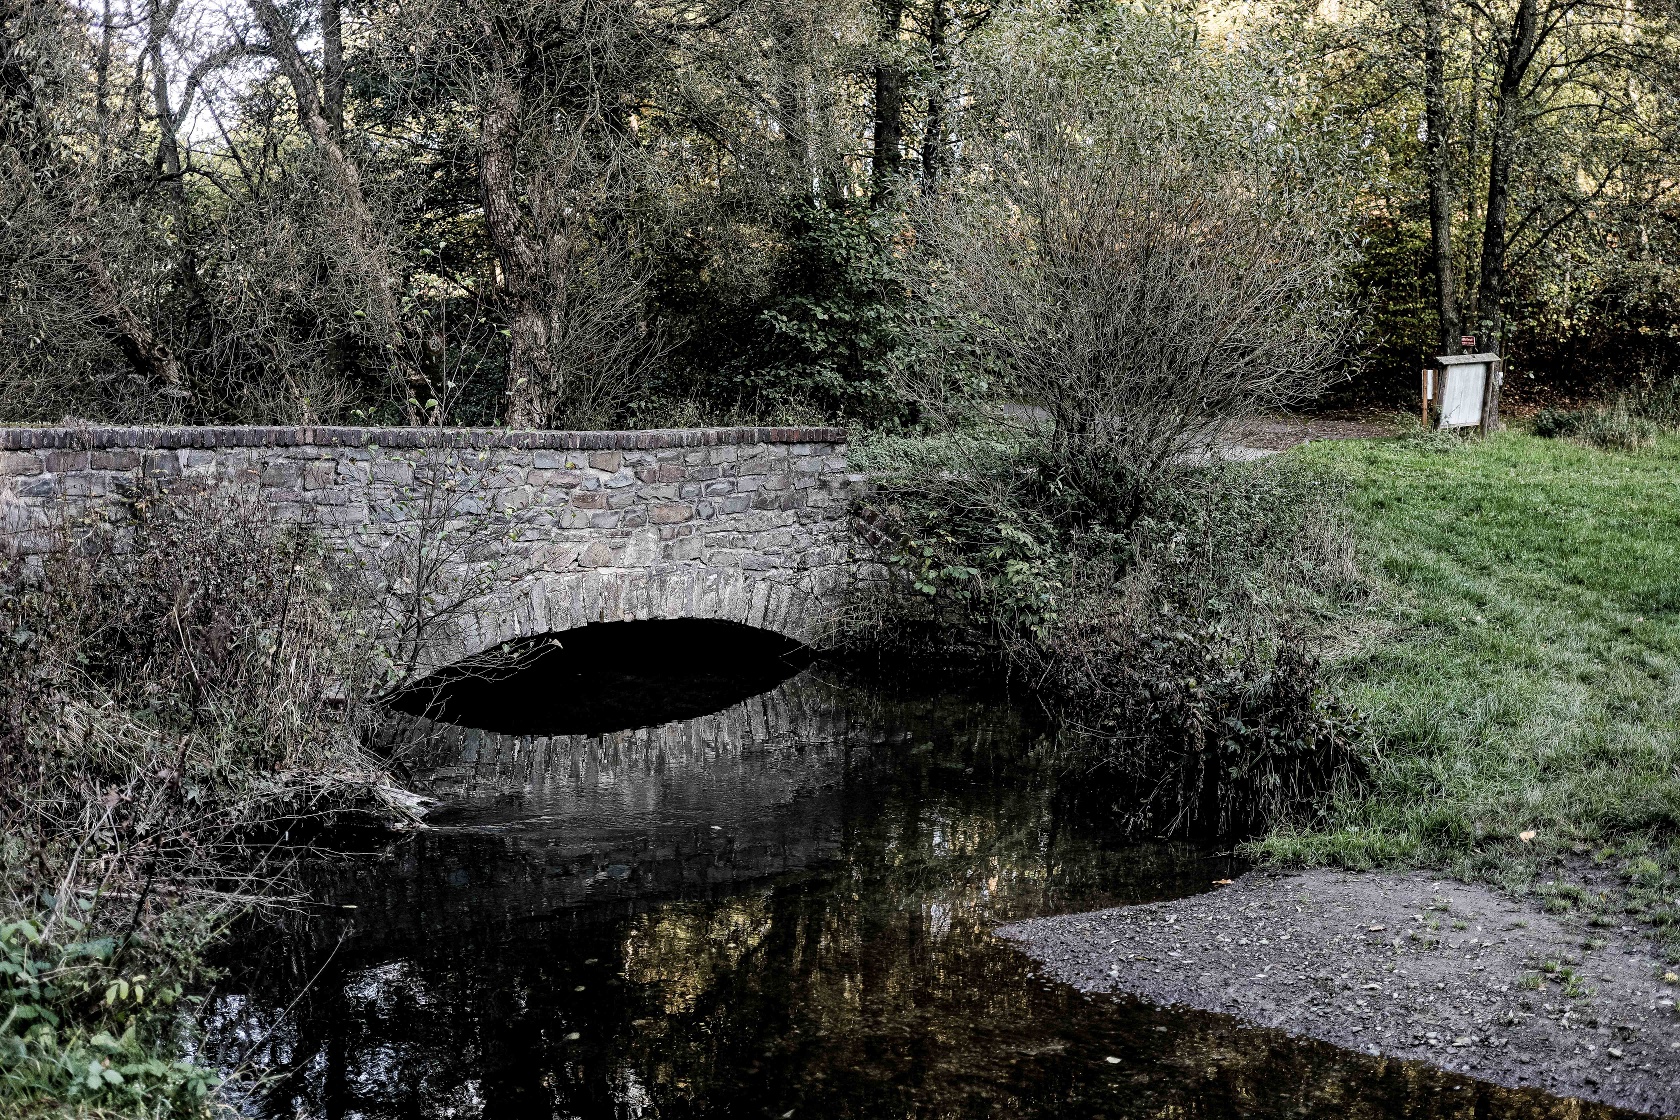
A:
0;426;860;661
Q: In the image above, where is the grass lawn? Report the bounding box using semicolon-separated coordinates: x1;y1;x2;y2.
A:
1260;430;1680;941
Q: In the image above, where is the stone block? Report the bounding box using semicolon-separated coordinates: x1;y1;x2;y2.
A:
0;496;41;534
529;469;583;488
533;452;584;470
261;461;303;487
590;511;623;529
37;450;86;474
498;486;536;511
303;460;337;489
307;504;369;526
14;475;59;498
579;541;616;568
571;491;608;510
650;502;694;525
0;452;42;477
588;451;623;472
602;468;637;489
308;487;351;507
57;473;109;498
666;535;703;562
142;451;181;478
373;460;414;486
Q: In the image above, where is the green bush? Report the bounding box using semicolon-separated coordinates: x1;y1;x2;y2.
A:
851;440;1367;836
1;917;218;1116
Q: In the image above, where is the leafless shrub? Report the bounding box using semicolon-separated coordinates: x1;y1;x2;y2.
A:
0;485;434;1109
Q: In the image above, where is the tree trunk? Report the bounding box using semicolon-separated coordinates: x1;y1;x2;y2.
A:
871;0;904;201
320;0;345;140
94;0;114;166
477;65;552;429
1466;0;1536;432
145;0;198;396
247;0;429;416
82;247;183;390
1476;0;1537;358
920;0;948;190
1423;0;1459;356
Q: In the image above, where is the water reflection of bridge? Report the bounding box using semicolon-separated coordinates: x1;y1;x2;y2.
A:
364;670;902;929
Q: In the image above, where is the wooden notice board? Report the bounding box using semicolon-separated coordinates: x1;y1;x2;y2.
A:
1427;353;1503;433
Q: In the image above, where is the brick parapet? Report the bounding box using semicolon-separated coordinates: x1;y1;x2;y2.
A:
0;425;845;452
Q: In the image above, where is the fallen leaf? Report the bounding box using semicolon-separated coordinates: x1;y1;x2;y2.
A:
1518;830;1537;842
1104;1056;1122;1065
1213;879;1234;886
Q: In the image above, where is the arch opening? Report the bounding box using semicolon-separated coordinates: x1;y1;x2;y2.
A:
388;619;811;736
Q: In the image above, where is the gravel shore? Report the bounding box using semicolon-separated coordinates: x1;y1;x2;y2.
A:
997;870;1680;1117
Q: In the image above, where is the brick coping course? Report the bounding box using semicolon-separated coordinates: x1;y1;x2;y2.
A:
0;425;846;452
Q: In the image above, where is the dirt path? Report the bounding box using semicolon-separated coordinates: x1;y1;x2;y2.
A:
1231;416;1396;453
998;870;1680;1117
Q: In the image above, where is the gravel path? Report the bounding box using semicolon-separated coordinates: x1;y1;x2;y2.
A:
997;870;1680;1117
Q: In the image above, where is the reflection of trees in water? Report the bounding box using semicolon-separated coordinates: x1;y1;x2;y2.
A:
206;679;1623;1120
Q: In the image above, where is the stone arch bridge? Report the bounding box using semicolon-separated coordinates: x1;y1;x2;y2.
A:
0;425;862;669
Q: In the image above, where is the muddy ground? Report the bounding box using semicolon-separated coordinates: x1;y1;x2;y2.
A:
998;870;1680;1117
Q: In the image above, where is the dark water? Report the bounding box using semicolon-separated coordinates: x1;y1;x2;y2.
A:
205;636;1634;1120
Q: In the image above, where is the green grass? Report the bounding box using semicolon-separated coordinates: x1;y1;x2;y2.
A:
1259;431;1680;936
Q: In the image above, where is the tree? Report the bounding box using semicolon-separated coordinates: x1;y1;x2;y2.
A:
918;5;1358;526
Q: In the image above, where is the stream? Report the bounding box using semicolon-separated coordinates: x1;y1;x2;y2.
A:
201;623;1637;1119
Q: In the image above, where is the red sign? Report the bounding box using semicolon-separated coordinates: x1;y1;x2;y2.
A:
1461;335;1476;348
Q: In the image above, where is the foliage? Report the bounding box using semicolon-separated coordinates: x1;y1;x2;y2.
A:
851;432;1368;838
913;3;1361;527
1280;0;1680;405
1533;401;1658;450
702;201;927;429
1;917;217;1116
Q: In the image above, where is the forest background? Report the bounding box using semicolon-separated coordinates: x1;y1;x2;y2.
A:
5;0;1679;432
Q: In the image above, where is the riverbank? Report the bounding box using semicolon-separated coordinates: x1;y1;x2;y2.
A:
1263;430;1680;943
998;868;1680;1115
1002;428;1680;1115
